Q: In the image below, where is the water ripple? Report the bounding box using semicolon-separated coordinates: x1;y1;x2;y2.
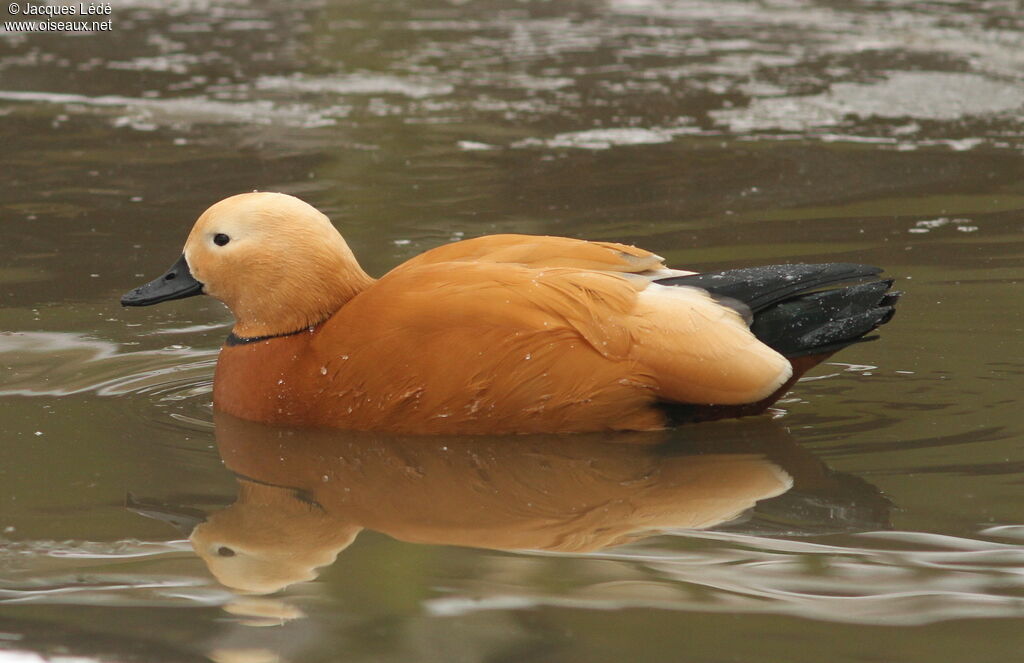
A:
0;332;214;397
426;528;1024;625
0;538;230;608
0;331;216;428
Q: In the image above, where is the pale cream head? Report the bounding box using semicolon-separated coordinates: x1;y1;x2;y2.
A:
183;192;374;338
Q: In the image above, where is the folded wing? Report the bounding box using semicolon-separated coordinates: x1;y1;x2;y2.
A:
317;260;791;432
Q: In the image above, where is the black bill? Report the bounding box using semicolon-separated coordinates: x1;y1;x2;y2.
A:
125;492;207;537
121;253;204;307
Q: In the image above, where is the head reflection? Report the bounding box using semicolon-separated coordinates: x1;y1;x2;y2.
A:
190;413;818;595
190;481;360;594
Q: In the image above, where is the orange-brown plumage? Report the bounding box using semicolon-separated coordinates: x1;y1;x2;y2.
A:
123;192;898;434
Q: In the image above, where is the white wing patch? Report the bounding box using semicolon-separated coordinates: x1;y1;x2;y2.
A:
633;283;792;404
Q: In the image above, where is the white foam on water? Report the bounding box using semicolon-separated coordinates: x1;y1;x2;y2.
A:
513;125;698;150
711;72;1024;133
0;90;349;129
256;73;454;99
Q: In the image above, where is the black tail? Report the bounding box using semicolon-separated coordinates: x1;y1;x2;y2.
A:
656;263;900;359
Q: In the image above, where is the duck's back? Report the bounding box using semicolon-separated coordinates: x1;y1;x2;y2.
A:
386;233;674;274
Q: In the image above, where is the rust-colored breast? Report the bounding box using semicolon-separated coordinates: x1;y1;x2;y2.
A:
213;331;323;426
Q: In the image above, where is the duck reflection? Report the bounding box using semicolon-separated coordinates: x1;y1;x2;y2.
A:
147;413;890;595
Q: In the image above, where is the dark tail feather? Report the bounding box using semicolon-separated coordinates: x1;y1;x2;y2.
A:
751;280;899;357
656;263;900;359
656;263;883;313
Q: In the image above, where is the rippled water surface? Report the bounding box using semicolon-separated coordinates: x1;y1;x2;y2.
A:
2;1;1024;661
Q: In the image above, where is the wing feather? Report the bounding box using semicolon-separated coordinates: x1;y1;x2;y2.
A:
629;284;793;404
313;261;791;433
389;234;669;274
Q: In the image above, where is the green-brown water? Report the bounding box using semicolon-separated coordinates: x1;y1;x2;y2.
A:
2;1;1023;661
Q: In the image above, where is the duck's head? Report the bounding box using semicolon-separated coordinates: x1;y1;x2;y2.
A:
121;192;373;338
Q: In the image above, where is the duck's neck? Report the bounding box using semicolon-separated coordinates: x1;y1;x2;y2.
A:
230;244;375;340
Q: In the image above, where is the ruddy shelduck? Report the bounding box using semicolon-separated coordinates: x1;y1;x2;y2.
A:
122;192;899;434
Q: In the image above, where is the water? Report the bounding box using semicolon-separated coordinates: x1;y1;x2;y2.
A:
2;1;1024;661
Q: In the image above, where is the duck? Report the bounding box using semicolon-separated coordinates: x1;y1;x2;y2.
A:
121;192;899;434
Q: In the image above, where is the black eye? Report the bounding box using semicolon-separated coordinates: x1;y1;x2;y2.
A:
216;546;236;557
213;233;230;247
